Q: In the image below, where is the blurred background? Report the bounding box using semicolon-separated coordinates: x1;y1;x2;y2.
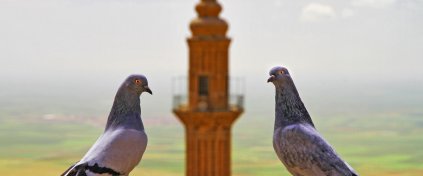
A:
0;0;422;175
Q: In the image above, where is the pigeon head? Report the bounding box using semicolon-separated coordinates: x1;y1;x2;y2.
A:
123;75;153;95
267;66;291;86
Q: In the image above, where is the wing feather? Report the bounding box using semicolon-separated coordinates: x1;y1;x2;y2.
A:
61;128;147;176
275;124;357;176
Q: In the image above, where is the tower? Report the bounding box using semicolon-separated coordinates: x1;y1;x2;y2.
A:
172;0;243;176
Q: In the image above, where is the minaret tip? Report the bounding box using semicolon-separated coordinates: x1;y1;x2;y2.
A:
190;0;228;38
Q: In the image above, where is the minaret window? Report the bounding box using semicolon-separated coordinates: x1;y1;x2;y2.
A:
198;76;209;96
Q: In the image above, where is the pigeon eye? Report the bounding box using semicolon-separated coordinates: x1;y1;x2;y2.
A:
134;79;142;85
280;71;284;74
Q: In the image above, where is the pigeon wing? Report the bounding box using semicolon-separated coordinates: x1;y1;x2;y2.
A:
274;124;358;176
61;163;90;176
61;163;77;176
62;128;147;176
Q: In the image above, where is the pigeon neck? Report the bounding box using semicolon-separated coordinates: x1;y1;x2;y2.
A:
105;88;143;131
274;81;314;130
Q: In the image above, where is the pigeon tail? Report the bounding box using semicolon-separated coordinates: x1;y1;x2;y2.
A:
61;164;76;176
274;76;314;129
61;162;122;176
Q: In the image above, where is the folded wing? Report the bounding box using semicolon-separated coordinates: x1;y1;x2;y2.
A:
274;124;358;176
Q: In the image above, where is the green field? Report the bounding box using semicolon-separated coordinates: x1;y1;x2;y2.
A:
0;106;423;176
0;112;422;176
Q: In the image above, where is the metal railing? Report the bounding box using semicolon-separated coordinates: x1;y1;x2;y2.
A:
172;94;244;111
172;76;245;112
173;94;188;110
229;94;244;111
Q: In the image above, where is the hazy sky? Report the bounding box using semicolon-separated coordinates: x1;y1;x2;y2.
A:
1;0;422;119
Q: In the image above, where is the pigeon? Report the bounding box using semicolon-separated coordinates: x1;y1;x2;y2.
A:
267;66;358;176
62;75;152;176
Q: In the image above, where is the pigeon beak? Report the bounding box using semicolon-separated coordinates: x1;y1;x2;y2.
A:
144;86;153;95
267;75;275;83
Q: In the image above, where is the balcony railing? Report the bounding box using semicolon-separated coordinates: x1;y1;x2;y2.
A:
172;94;244;111
173;94;188;110
172;76;245;112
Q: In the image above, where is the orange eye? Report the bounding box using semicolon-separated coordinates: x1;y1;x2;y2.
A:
135;79;141;85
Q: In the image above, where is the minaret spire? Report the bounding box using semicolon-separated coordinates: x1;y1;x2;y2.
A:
190;0;228;38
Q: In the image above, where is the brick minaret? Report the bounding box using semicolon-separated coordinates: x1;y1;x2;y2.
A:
173;0;243;176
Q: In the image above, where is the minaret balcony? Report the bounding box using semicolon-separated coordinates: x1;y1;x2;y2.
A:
172;76;244;113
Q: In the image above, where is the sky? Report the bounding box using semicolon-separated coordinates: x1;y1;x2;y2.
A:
0;0;422;120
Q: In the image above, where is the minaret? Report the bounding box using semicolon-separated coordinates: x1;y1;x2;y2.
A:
173;0;244;176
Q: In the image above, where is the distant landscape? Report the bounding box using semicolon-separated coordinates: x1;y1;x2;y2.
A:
1;100;422;176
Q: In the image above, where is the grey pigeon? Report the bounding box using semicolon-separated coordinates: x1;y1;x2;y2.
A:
62;75;152;176
267;66;358;176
